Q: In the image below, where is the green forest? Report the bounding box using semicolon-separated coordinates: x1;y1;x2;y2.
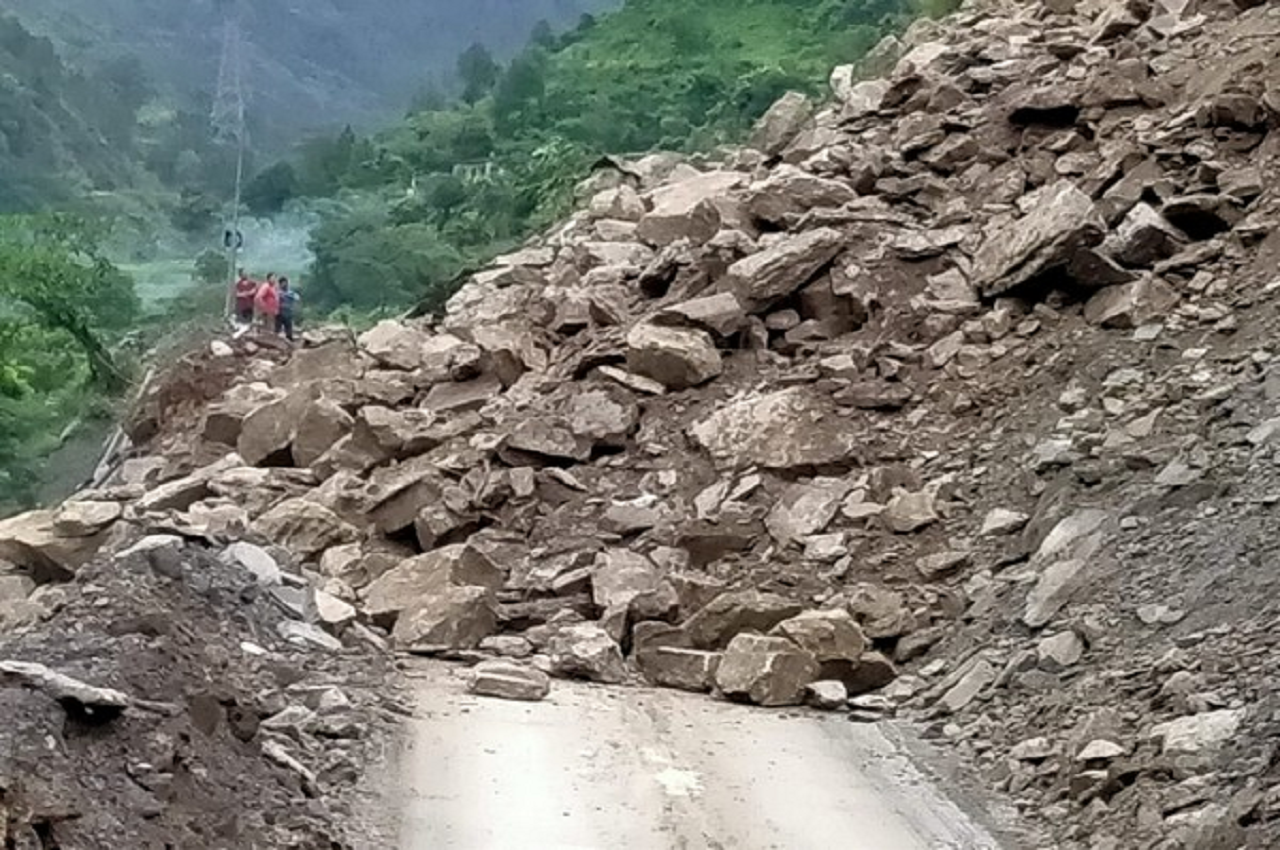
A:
0;0;949;515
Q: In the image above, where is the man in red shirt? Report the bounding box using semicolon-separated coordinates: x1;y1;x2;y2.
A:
234;269;257;324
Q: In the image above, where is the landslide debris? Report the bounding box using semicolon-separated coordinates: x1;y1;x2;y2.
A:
5;0;1280;847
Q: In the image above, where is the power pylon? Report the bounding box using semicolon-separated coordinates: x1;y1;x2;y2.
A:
213;0;249;319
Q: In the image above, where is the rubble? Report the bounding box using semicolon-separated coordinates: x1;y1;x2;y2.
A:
10;0;1280;844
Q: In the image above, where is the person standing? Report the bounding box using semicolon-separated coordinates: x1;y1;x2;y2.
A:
255;273;280;331
276;277;301;342
234;269;257;325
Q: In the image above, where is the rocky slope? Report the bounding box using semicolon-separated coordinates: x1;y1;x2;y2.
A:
4;0;1280;846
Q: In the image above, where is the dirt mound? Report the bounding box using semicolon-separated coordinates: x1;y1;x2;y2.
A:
0;535;400;848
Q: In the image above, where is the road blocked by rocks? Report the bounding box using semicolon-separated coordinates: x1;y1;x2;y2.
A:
398;664;1004;850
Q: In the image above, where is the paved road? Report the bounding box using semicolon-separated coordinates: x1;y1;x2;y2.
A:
399;664;1004;850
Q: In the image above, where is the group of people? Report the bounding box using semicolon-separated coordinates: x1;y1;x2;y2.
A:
234;270;301;341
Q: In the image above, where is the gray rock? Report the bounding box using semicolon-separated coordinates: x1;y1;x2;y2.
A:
690;388;860;471
1037;631;1085;671
1023;559;1090;629
682;590;805;649
937;657;997;713
714;634;819;707
980;508;1029;536
770;609;867;664
658;293;748;338
1102;202;1186;267
637;647;722;692
364;544;503;625
723;228;845;312
883;491;938;534
220;542;283;586
468;660;551;702
547;623;627;684
806;680;849;710
1152;709;1246;757
625;323;722;391
51;501;122;537
972;181;1106;297
636;171;745;247
750;91;813;156
765;478;852;544
392;586;498;651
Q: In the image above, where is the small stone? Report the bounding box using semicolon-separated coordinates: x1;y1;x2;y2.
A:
1037;631;1085;671
980;508;1029;536
1076;739;1127;761
1136;603;1186;625
1010;737;1054;761
468;660;551;702
805;680;848;710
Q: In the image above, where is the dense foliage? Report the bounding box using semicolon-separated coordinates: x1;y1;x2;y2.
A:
254;0;945;314
0;215;138;512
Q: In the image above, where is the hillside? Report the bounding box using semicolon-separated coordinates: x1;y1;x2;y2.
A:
3;0;1280;846
7;0;624;150
273;0;928;312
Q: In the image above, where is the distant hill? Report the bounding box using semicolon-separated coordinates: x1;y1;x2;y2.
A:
6;0;623;149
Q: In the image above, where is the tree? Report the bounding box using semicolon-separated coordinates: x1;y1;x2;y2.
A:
530;20;556;48
456;43;500;105
193;248;225;286
244;161;299;215
0;215;138;391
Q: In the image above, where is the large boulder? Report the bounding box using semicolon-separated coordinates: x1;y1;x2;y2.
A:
750;91;814;156
830;68;890;117
202;383;285;446
689;387;860;471
625;324;722;391
1023;510;1111;628
657;293;747;338
682;590;804;650
392;586;498;650
770;609;866;664
971;181;1106;297
52;501;122;537
547;623;627;683
714;634;819;707
636;170;746;247
467;660;551;702
0;510;105;583
358;320;434;371
591;549;663;610
250;499;359;560
363;544;503;625
504;418;593;463
744;166;857;226
723;228;845;312
637;647;722;692
237;389;312;466
291;398;354;468
588;185;646;222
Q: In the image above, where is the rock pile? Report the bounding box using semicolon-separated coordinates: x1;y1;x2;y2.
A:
4;0;1280;845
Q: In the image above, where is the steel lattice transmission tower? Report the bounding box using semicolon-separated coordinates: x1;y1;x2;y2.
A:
213;0;249;318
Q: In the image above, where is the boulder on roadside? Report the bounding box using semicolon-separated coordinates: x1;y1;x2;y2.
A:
547;623;627;683
682;590;805;649
358;320;433;371
392;585;498;651
770;609;867;664
468;660;551;702
806;680;849;710
625;323;722;391
251;499;359;561
364;544;503;625
637;647;722;692
714;633;819;707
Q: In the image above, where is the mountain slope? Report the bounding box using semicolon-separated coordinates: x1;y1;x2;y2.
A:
8;0;623;148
